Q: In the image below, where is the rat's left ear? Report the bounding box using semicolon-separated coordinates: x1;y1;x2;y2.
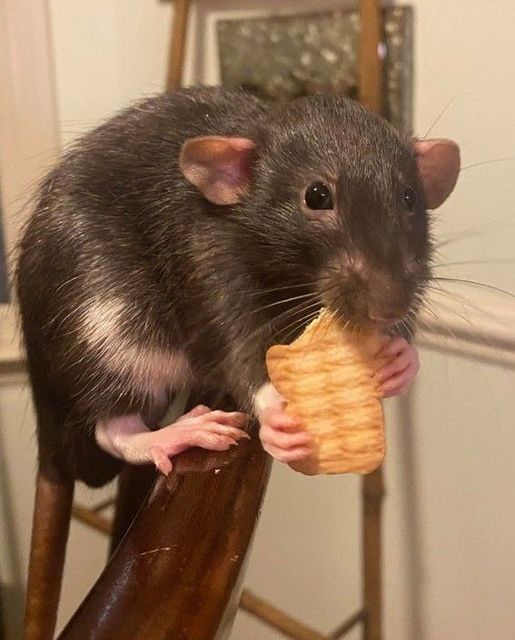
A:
414;138;460;209
179;136;256;205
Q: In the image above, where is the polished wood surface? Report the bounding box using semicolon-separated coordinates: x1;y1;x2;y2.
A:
166;0;192;90
71;503;112;535
109;465;156;555
72;502;367;640
58;433;271;640
358;0;383;114
358;2;385;640
240;590;327;640
328;610;365;639
24;471;74;640
361;469;384;640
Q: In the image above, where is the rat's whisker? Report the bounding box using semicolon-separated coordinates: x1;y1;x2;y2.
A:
430;277;515;301
432;215;515;251
275;310;321;345
416;298;463;344
432;257;515;269
250;293;317;315
243;280;325;297
397;312;413;339
423;286;478;328
210;297;326;373
419;285;508;352
236;275;334;303
424;282;511;340
249;288;328;316
422;94;457;139
460;157;515;171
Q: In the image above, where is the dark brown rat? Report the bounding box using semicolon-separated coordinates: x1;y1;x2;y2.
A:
16;86;459;639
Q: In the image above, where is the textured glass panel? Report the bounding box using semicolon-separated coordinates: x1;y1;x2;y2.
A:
217;6;413;132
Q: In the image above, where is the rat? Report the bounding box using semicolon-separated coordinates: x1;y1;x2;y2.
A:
16;86;459;639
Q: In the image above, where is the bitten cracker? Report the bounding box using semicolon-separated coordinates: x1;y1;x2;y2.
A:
266;310;388;475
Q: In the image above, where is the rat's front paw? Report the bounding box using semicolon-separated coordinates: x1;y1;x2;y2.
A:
259;410;312;463
254;382;312;463
375;337;420;397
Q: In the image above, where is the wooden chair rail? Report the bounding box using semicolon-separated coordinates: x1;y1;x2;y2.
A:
72;505;365;640
60;437;271;640
240;590;365;640
358;3;385;639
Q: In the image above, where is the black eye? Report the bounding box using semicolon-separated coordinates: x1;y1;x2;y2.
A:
403;187;417;212
304;182;334;210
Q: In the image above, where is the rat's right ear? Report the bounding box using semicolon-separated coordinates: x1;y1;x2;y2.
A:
179;136;256;205
414;138;461;209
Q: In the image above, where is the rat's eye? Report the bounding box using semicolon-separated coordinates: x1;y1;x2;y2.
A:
304;182;334;210
403;187;417;212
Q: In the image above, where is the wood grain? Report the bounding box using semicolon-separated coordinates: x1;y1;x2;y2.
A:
166;0;192;90
109;466;156;555
58;431;271;640
358;2;385;640
358;0;383;113
24;471;74;640
71;504;112;535
240;590;327;640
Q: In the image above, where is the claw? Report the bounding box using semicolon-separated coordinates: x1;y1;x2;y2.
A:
147;446;173;476
96;406;251;475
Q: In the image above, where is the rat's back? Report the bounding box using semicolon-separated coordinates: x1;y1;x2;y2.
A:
16;87;269;483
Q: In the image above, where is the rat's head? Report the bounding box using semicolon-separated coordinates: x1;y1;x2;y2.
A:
180;95;460;333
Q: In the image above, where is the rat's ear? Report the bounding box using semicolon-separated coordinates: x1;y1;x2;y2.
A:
179;136;256;205
414;138;460;209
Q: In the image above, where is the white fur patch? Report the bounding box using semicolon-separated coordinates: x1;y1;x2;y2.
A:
253;382;284;419
82;298;191;401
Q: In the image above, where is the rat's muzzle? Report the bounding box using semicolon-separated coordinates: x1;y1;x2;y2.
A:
321;253;413;331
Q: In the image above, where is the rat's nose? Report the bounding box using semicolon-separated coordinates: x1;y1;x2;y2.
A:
366;272;405;327
326;251;410;328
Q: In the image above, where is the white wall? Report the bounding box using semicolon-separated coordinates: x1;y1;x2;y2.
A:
387;2;515;637
1;1;514;638
0;377;114;639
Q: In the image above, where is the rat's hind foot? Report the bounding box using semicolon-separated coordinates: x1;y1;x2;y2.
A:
95;406;249;475
146;405;250;474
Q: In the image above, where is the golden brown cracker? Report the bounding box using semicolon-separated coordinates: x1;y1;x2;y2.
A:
266;310;388;475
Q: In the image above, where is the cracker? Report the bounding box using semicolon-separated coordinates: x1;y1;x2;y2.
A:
266;310;387;475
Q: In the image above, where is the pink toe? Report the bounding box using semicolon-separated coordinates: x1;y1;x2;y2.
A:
264;444;312;463
206;410;248;428
378;336;409;357
148;446;173;475
260;425;311;449
261;409;300;431
382;362;417;397
194;431;239;451
188;404;212;418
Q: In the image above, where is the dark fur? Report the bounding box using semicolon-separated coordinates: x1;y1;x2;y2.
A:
16;87;430;486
